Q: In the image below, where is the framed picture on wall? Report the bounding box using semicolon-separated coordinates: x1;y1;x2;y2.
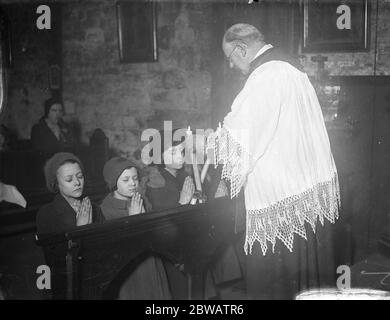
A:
302;0;370;53
116;1;158;63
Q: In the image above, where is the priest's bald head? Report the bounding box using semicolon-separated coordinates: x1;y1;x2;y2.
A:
222;23;266;75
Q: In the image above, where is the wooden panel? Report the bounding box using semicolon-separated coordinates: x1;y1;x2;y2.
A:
325;76;390;262
329;78;374;263
369;78;390;248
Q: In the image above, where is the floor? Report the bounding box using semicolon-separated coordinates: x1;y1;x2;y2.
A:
215;252;390;300
216;279;247;300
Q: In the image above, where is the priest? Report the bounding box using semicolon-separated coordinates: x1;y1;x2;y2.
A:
208;23;340;299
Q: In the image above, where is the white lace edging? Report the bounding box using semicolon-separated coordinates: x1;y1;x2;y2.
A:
207;126;254;198
207;126;340;255
244;174;340;256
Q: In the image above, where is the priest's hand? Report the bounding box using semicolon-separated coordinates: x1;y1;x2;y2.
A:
179;176;195;205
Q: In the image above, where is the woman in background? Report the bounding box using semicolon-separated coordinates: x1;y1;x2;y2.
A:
31;98;74;158
100;157;171;300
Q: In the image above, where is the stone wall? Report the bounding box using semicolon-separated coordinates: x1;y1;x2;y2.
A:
2;0;390;154
62;1;214;160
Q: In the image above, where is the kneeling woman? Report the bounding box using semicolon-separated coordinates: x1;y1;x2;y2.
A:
100;157;171;300
36;152;104;236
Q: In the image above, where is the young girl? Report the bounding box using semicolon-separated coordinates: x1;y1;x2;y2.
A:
36;152;104;236
35;152;105;299
147;129;240;298
100;157;171;300
146;129;195;211
100;157;150;219
146;129;210;299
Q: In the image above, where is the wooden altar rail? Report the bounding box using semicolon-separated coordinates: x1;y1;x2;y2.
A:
35;197;237;300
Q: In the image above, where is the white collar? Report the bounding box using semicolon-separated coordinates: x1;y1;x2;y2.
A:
251;44;274;62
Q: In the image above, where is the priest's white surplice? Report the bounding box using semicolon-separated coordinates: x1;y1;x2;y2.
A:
209;60;340;255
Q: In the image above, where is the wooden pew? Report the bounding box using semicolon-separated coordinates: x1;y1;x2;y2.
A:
0;179;107;237
36;197;237;300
